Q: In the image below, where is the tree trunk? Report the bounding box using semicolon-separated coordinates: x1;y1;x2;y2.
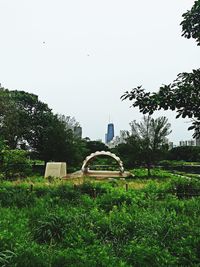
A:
147;163;151;177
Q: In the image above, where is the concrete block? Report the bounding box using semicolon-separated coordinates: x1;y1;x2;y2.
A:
44;162;67;178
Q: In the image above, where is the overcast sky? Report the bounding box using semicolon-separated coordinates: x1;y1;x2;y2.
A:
0;0;199;144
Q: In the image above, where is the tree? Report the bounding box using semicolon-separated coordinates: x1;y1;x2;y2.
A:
0;88;86;168
0;88;52;149
58;114;80;131
85;140;109;154
121;69;200;137
129;116;171;176
181;0;200;45
1;149;31;179
113;135;141;168
121;2;200;137
168;146;200;161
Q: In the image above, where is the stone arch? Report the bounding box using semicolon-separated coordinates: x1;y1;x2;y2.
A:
81;151;124;173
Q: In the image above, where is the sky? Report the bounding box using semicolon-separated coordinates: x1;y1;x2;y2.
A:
0;0;199;145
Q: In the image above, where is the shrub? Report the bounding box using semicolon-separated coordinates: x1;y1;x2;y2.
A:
54;184;81;202
169;176;200;198
51;245;121;267
1;149;31;180
76;182;108;197
97;189;134;212
124;241;176;266
0;186;35;208
13;246;48;267
31;213;66;244
0;250;16;267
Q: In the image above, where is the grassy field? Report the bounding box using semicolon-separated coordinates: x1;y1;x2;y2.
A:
0;169;200;266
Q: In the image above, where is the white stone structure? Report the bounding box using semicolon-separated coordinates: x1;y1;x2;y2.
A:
44;162;67;178
81;151;124;174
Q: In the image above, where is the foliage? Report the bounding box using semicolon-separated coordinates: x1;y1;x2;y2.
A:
168;176;200;199
113;136;141;168
0;88;88;168
31;213;66;244
0;138;7;163
76;181;108;197
121;0;200;137
0;89;52;149
0;174;200;266
132;168;172;180
97;189;134;212
13;245;48;267
0;185;36;207
130;116;171;175
167;146;200;161
181;0;200;45
0;250;16;267
121;69;200;137
1;149;31;179
114;116;170;173
84;140;109;154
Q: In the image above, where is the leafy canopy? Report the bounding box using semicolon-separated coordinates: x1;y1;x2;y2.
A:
121;69;200;136
121;1;200;137
114;116;171;174
181;0;200;45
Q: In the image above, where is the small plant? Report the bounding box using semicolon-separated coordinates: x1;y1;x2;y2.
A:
0;250;16;267
31;213;66;244
98;189;133;212
76;182;108;197
13;246;47;267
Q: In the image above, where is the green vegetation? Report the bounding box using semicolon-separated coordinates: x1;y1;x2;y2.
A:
0;88;114;172
181;0;200;45
167;146;200;162
0;2;200;265
0;171;199;266
121;0;200;138
113;116;171;175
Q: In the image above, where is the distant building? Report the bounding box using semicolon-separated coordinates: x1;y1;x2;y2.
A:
105;123;114;143
105;134;107;144
179;140;195;146
106;130;128;148
74;126;82;138
196;137;200;146
168;142;174;150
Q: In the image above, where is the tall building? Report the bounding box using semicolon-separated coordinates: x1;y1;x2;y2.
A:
74;126;82;138
196;138;200;146
105;123;114;143
179;140;195;146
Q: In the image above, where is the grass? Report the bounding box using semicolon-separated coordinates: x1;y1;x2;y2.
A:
0;168;199;266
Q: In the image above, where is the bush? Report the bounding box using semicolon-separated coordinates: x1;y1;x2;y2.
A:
1;149;31;179
76;182;109;197
0;173;199;266
51;245;121;267
124;241;176;266
30;213;66;244
13;246;48;267
0;250;16;267
168;176;200;198
0;186;35;208
54;184;81;202
97;189;134;212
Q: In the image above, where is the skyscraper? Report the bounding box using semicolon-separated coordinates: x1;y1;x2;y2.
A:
74;126;82;139
105;123;114;143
